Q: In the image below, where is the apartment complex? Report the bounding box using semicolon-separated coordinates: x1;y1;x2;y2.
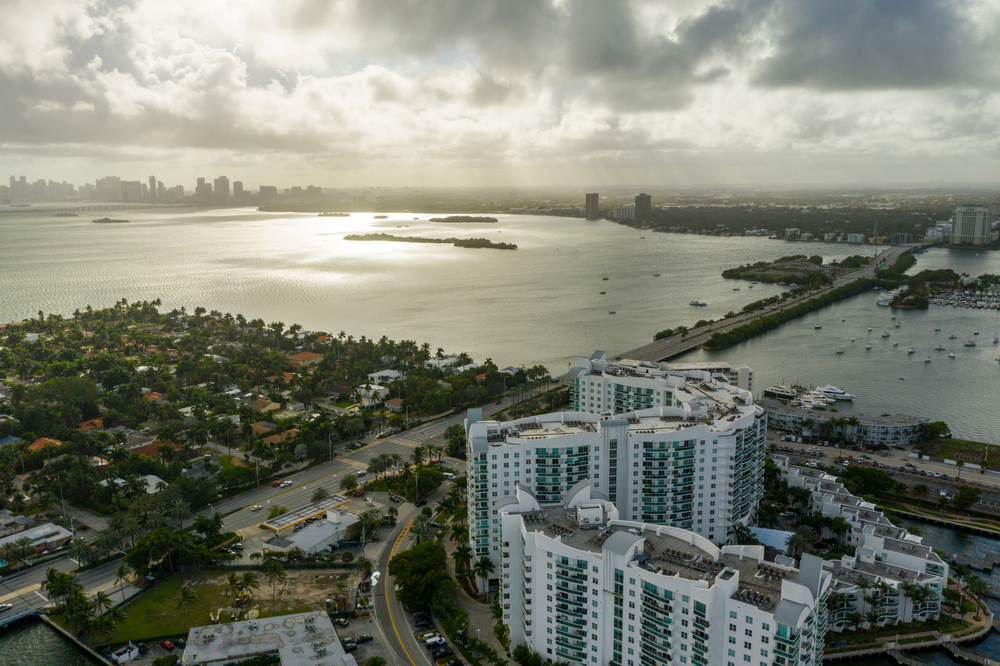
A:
951;206;994;246
466;369;767;570
775;458;947;629
585;193;600;219
760;399;926;447
569;352;753;415
498;486;830;666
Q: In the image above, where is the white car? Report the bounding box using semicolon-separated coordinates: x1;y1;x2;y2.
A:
250;505;263;512
280;480;293;487
0;603;12;612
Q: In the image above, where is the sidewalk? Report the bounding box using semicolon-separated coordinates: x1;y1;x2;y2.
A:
441;526;505;658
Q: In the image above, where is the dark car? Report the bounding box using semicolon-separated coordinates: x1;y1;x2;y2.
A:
174;639;186;649
447;660;464;666
352;490;366;497
432;648;454;660
357;635;373;644
343;643;358;653
138;645;149;656
414;498;427;507
272;481;282;487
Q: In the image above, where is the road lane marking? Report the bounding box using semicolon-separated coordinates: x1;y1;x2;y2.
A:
386;515;417;666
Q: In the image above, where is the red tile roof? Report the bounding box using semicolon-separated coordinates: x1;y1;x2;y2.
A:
29;438;62;452
286;352;322;361
78;418;104;431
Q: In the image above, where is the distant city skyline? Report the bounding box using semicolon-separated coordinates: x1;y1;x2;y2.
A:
3;2;1000;187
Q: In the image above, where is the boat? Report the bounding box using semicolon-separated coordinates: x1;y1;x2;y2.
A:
935;345;946;351
964;340;976;347
92;217;129;223
865;344;872;350
900;377;905;380
816;385;854;400
948;334;958;339
733;287;741;291
653;273;661;277
318;212;349;217
924;357;932;363
935;327;941;332
374;215;388;219
881;331;890;338
815;326;822;330
851;338;855;342
689;301;708;307
602;277;609;281
609;311;616;315
949;352;956;358
835;349;845;354
599;291;606;295
867;326;873;332
752;281;759;284
748;284;753;289
907;346;915;354
994;336;999;344
974;330;980;336
894;322;901;328
893;342;898;347
763;385;800;400
842;319;846;322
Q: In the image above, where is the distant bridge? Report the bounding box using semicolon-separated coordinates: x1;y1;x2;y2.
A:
0;204;149;214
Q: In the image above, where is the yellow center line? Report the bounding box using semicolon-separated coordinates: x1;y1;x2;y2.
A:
386;515;417;666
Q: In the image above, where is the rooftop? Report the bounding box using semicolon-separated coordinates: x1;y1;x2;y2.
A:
181;611;343;666
262;496;351;531
759;398;926;426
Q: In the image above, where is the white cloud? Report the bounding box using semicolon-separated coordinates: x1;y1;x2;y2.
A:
2;0;1000;186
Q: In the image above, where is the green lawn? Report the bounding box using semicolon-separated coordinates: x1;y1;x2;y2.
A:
923;438;998;465
111;572;313;642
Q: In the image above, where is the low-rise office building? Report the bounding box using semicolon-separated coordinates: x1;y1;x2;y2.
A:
499;485;830;666
775;458;947;629
181;611;348;666
760;399;926;447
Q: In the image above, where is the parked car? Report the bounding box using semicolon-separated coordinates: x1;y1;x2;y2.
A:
414;498;427;507
425;638;446;648
356;635;373;644
343;643;358;653
447;661;464;666
389;495;401;503
334;618;349;627
231;543;244;551
352;490;366;497
175;639;186;649
779;511;795;518
433;648;455;659
160;641;175;651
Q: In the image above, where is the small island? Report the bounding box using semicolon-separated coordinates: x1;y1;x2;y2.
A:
54;212;78;217
318;212;349;217
345;233;516;250
92;217;130;224
428;215;498;223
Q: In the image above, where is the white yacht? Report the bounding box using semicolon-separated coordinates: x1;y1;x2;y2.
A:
907;346;915;354
815;385;855;401
924;356;932;363
965;340;977;347
881;331;890;338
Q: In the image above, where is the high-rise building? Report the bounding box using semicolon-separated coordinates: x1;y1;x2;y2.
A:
95;176;122;202
950;206;993;246
585;193;599;219
233;181;244;203
466;368;766;568
306;185;322;200
149;176;157;202
569;353;754;412
214;176;230;204
259;185;278;202
635;192;651;219
611;205;634;220
498;488;831;666
992;197;1000;218
121;181;143;202
195;178;213;204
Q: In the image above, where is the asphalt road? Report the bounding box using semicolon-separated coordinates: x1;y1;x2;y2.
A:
615;243;915;363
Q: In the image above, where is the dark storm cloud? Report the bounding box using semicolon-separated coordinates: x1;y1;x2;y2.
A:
757;0;999;90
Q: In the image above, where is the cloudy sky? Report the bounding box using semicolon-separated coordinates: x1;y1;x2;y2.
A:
4;0;1000;188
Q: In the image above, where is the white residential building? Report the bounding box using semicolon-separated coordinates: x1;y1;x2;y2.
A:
570;352;754;414
612;205;635;220
845;234;865;244
775;458;947;630
367;369;402;385
467;370;767;571
951;206;994;246
498;485;830;666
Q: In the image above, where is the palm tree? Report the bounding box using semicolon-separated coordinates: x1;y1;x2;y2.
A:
114;565;131;604
966;575;989;606
825;591;848;626
785;533;807;558
953;563;970;591
410;446;426;467
452;544;473;572
263;560;287;614
93;590;113;614
106;606;128;645
311;487;330;503
864;608;880;632
472;557;495;599
176;585;199;629
241;572;261;600
340;475;359;494
226;572;241;599
411;515;431;543
912;484;930;501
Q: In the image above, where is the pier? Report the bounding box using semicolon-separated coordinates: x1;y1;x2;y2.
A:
945;642;997;665
947;552;997;572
